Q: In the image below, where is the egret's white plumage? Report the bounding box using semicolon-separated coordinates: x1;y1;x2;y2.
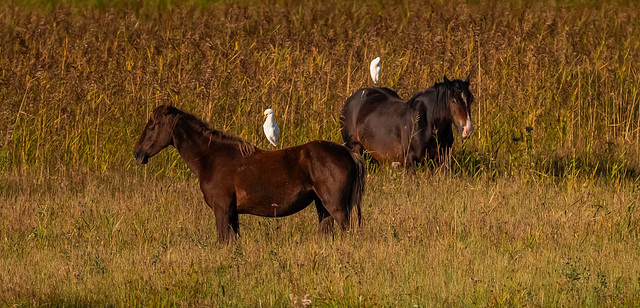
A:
369;57;381;84
263;108;279;148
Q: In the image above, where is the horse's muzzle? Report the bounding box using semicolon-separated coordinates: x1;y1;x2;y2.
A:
460;116;474;139
134;150;149;164
461;125;474;139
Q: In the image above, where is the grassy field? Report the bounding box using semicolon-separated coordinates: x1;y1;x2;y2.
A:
1;0;640;306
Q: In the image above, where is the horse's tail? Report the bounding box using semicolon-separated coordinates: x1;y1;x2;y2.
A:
348;150;366;228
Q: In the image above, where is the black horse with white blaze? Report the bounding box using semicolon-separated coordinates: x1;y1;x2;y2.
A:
340;75;474;169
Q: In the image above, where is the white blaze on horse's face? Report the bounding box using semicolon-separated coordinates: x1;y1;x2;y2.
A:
461;112;474;139
450;88;474;139
444;76;475;140
459;92;474;139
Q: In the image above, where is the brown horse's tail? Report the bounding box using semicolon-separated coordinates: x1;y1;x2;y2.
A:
348;151;366;228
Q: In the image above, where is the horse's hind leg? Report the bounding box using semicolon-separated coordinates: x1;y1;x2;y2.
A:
314;197;334;234
314;189;350;231
327;204;349;231
230;208;239;236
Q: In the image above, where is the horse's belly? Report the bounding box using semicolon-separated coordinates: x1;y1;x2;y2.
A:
357;121;405;162
234;167;314;217
236;189;314;217
361;138;404;162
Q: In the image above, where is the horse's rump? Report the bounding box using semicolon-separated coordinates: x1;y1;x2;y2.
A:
234;140;363;224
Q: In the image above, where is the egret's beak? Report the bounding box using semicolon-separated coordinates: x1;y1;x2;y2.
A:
263;114;267;120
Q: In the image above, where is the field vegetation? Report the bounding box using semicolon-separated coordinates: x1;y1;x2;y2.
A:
1;0;640;306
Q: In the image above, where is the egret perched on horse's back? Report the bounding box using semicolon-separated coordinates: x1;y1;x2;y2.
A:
263;108;279;148
369;57;381;84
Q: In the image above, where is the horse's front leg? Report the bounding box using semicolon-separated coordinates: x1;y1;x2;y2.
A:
213;203;239;243
436;128;454;165
402;157;418;173
203;191;238;243
437;145;451;166
402;143;426;173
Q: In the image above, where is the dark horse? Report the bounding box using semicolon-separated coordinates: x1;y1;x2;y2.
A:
133;105;365;243
340;75;474;169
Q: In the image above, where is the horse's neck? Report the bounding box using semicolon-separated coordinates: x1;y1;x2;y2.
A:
171;120;219;178
423;89;452;127
432;105;452;127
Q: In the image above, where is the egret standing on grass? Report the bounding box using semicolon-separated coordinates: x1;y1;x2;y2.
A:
263;108;279;149
369;57;381;84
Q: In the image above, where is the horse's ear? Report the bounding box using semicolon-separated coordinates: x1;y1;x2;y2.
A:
162;104;175;115
465;73;470;84
444;75;451;85
153;105;171;117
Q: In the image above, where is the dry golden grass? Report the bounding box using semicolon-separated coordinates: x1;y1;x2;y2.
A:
1;169;639;306
1;0;640;306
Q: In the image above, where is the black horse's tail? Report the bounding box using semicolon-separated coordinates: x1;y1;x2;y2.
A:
348;150;366;228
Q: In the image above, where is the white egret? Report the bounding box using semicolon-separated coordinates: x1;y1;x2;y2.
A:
369;57;381;84
263;108;279;148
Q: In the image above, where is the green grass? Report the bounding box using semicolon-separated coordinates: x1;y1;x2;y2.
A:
1;0;640;306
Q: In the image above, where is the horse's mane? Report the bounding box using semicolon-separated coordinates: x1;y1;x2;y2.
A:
406;82;452;109
158;106;257;157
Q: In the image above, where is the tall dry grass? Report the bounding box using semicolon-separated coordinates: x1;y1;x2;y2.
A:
1;0;640;306
1;0;639;178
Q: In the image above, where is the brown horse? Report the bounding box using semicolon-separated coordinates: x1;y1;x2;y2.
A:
133;105;365;243
340;76;474;169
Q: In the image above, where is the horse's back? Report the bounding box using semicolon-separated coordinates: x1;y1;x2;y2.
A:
300;140;356;169
343;87;402;111
370;87;401;99
288;140;360;189
343;88;407;125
